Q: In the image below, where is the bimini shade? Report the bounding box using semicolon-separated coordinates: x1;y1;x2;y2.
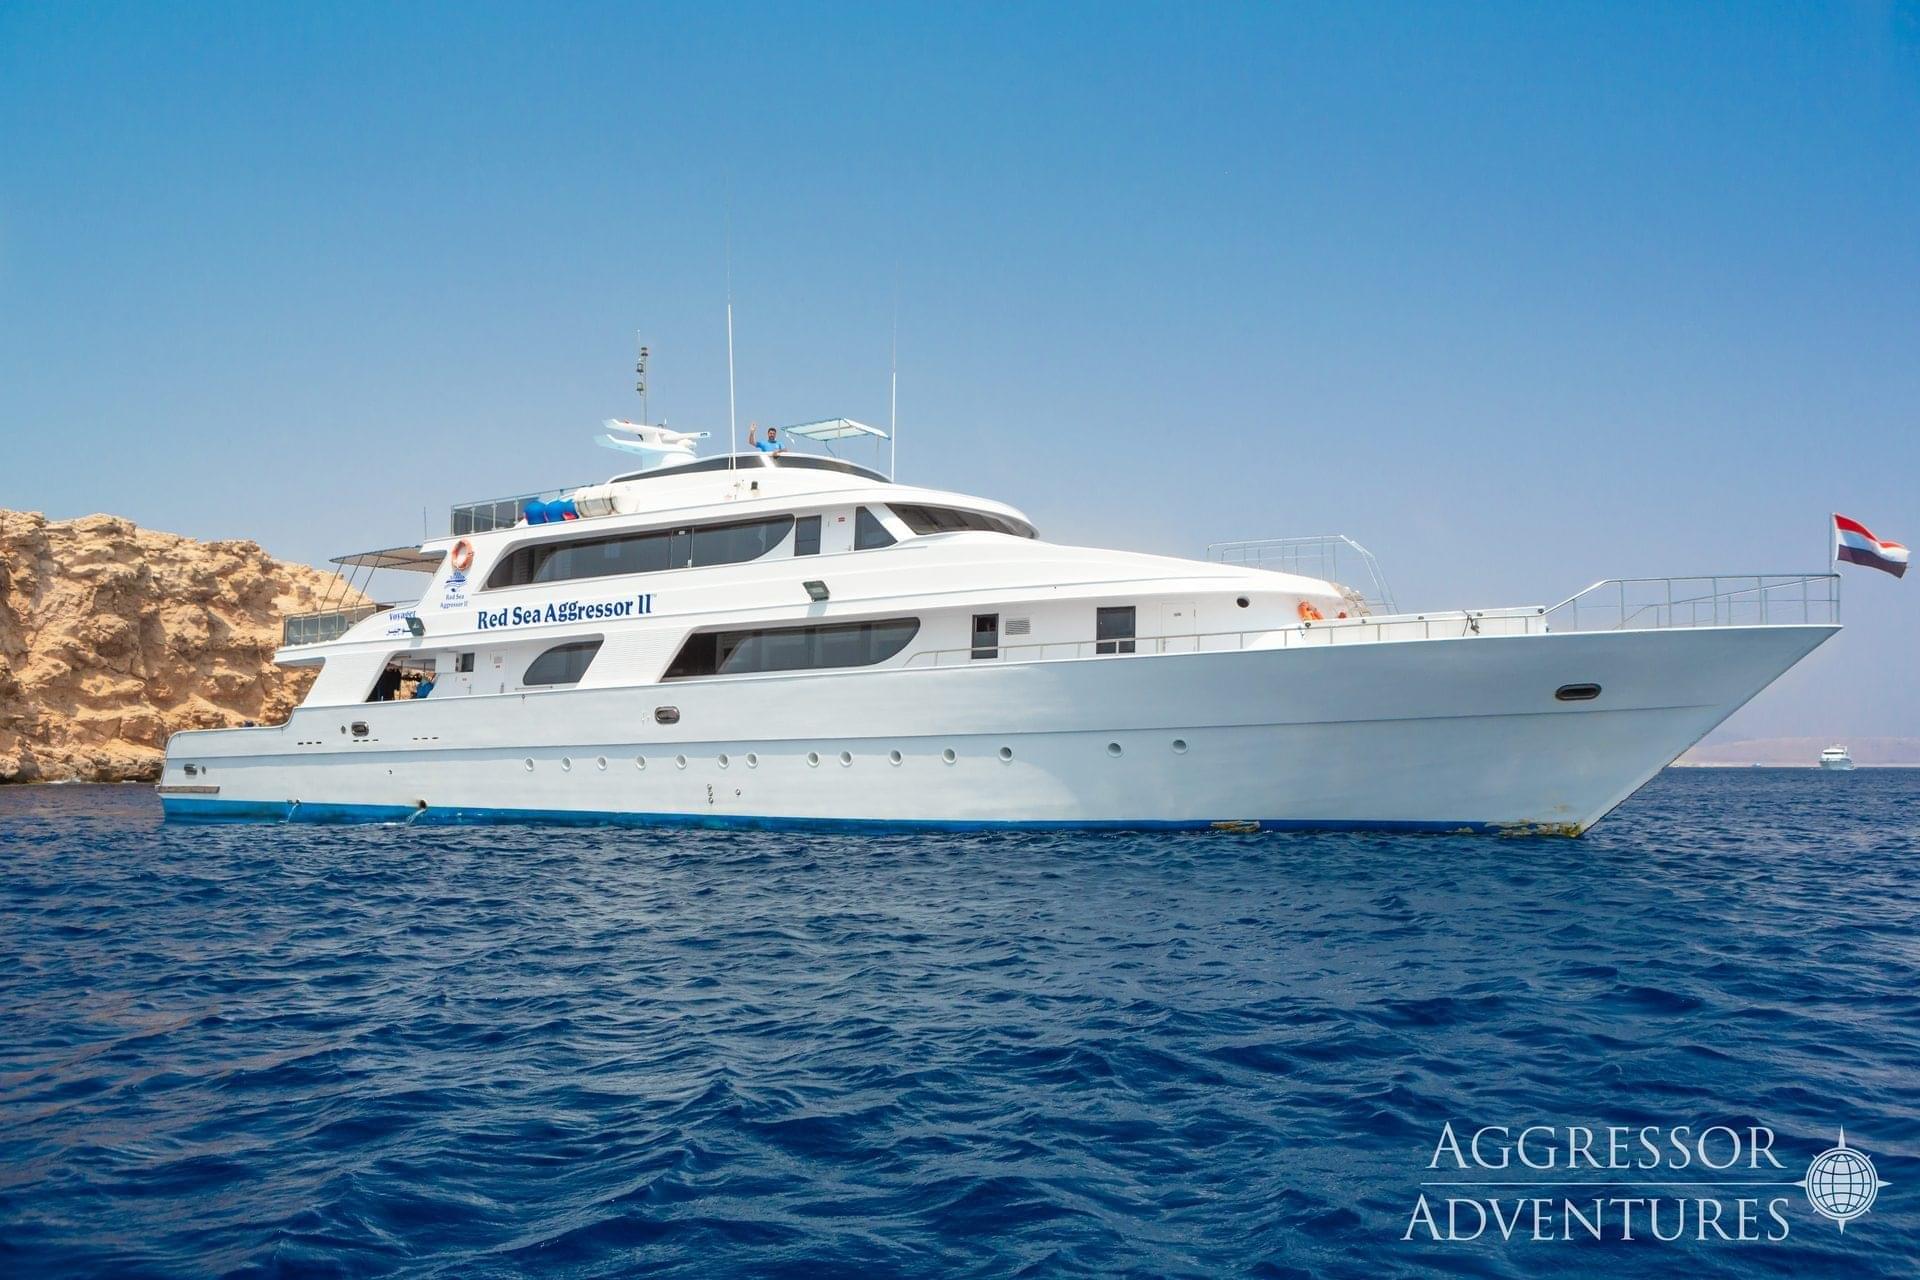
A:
782;418;890;442
330;546;448;572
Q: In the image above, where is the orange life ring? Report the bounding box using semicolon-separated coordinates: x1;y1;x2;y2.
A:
450;539;475;571
1297;600;1323;622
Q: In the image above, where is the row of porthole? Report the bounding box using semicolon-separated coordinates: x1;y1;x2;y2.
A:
520;740;1193;772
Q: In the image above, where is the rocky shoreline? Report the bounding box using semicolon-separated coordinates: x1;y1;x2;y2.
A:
0;511;360;784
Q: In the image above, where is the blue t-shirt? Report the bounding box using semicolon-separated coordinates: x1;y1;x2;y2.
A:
756;438;784;453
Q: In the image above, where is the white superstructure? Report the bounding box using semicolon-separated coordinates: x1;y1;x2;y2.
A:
158;430;1841;834
1818;745;1855;770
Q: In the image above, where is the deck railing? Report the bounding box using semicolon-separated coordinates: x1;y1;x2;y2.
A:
449;488;574;535
1543;574;1840;632
901;609;1546;668
901;575;1838;669
281;603;395;648
1205;535;1397;614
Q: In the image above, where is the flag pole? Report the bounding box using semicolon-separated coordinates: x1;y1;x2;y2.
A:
1829;512;1841;625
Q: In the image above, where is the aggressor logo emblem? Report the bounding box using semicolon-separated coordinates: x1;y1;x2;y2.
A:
1801;1131;1886;1232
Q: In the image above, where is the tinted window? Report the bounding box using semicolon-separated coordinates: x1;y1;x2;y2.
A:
889;504;1035;539
1096;606;1136;655
770;454;888;481
793;514;821;556
488;515;794;588
854;507;897;550
689;517;793;567
523;639;602;686
609;453;887;484
665;618;921;679
611;455;770;483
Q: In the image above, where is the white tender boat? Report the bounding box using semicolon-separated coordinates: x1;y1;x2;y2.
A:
158;422;1841;834
1818;745;1855;770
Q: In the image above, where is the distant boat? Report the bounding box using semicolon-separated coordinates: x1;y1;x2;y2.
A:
1818;745;1856;771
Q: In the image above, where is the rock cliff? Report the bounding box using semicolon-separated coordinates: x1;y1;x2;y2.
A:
0;511;361;783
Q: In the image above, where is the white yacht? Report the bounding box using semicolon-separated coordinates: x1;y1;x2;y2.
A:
1818;745;1855;770
158;419;1841;834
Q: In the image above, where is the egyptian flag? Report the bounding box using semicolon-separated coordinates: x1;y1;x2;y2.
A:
1834;514;1908;578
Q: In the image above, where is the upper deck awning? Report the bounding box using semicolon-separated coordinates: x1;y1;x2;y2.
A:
783;418;890;442
331;546;446;573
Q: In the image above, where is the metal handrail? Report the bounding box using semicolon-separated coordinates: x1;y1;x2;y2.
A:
1543;574;1840;632
902;574;1839;668
450;488;576;535
1205;535;1396;614
901;609;1548;668
281;602;397;647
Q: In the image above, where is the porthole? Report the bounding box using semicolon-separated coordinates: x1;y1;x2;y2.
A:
717;753;730;769
998;746;1014;763
839;751;853;766
635;756;647;770
1107;742;1123;757
523;758;535;771
1555;683;1603;703
1236;597;1250;608
888;749;903;765
1171;739;1189;754
596;756;608;771
746;753;759;768
675;754;688;769
942;748;956;765
807;751;821;767
560;757;573;772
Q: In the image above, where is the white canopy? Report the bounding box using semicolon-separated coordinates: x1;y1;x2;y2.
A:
331;546;445;573
782;418;890;442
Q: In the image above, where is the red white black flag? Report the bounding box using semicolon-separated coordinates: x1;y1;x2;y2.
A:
1834;514;1909;578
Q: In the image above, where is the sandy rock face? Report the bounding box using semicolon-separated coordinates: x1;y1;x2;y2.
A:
0;511;362;783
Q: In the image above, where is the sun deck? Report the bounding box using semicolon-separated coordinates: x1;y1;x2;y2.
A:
448;453;891;535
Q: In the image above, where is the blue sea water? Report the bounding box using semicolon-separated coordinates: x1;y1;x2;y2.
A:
1;770;1916;1278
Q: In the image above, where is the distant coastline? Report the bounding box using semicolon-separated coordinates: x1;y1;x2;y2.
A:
1670;762;1920;769
1674;736;1920;768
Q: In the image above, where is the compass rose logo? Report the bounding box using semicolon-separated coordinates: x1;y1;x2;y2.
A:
1801;1130;1888;1232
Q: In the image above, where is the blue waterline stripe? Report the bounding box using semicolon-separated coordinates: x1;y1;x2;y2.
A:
158;794;1515;835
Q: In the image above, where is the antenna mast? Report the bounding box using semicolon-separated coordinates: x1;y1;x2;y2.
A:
726;302;737;470
888;322;897;480
634;336;649;423
725;208;738;472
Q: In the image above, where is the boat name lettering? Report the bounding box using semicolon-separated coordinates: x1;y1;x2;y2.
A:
476;595;655;629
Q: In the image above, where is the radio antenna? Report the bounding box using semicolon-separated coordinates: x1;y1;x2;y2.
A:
725;205;738;472
888;316;898;480
726;303;737;472
634;335;649;424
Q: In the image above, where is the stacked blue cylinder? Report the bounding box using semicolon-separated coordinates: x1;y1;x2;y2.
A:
523;498;579;525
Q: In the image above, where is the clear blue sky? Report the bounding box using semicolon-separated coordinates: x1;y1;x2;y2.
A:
3;2;1915;740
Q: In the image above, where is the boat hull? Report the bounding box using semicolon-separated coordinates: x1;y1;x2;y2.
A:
159;625;1836;834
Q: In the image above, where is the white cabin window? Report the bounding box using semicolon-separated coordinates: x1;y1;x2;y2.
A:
794;515;822;556
890;504;1036;539
665;618;920;679
523;640;602;687
854;507;896;550
487;515;795;589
